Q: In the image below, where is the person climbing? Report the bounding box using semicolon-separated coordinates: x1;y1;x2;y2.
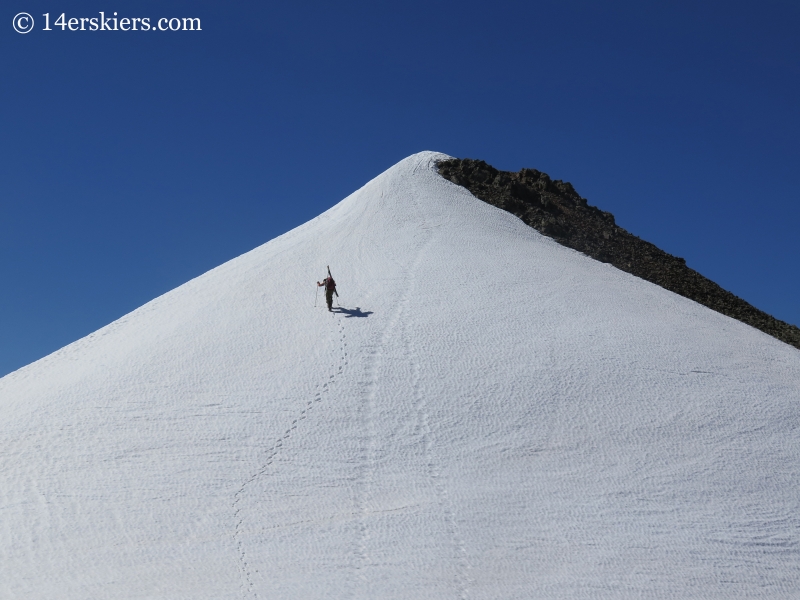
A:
317;266;338;312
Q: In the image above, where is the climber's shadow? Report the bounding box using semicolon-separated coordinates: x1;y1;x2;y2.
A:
333;306;373;318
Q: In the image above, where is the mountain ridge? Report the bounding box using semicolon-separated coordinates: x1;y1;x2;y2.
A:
437;157;800;350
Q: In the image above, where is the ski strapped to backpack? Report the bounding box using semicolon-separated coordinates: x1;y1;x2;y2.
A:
327;266;338;296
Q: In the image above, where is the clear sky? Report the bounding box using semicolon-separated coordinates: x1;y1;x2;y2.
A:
2;0;798;377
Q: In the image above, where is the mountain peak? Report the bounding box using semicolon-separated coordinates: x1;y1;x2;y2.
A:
2;153;799;599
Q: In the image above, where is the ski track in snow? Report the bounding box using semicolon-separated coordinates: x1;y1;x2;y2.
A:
348;195;436;597
402;263;472;600
233;316;349;599
348;186;473;599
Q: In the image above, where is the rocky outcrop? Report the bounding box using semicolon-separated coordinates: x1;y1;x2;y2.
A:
437;158;800;350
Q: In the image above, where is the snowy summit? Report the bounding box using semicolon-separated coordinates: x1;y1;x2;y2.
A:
1;151;799;599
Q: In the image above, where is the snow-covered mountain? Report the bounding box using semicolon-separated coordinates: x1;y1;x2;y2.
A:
1;152;798;599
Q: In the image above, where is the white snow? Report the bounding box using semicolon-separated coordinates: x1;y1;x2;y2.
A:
1;151;799;599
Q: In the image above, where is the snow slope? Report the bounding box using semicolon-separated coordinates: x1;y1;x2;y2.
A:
1;151;799;599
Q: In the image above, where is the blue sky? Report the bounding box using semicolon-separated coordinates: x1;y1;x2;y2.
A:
2;0;798;377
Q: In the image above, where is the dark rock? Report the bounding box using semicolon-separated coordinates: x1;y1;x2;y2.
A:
436;157;800;351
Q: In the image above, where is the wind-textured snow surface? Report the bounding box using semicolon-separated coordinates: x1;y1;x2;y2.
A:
1;152;799;599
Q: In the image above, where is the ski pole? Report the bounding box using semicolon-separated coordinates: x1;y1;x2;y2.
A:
314;283;319;307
